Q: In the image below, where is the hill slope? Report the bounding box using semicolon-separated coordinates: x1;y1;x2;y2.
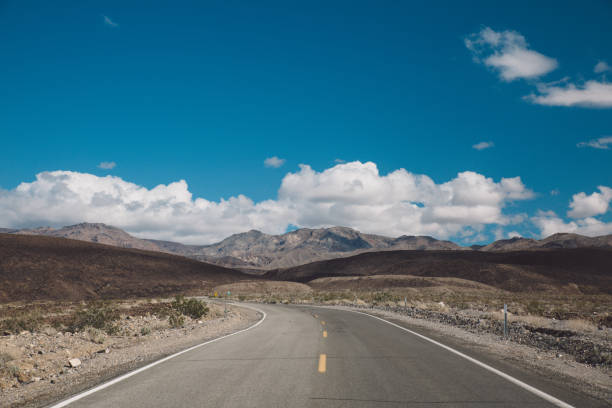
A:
6;223;612;270
0;233;251;302
265;248;612;294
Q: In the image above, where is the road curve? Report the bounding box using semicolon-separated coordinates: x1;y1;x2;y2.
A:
49;304;604;408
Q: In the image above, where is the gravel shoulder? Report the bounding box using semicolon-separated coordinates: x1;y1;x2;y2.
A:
0;301;260;408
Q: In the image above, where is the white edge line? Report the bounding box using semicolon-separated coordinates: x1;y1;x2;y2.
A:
303;305;575;408
47;304;266;408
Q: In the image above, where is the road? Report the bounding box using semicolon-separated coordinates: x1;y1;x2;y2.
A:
51;304;603;408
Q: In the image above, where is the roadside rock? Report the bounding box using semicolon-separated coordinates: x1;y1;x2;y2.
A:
68;358;81;368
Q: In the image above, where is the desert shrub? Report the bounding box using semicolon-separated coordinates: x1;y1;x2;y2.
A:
0;308;43;333
372;292;396;304
0;352;19;379
140;327;151;336
168;311;185;328
526;300;545;316
238;295;247;302
171;295;209;319
67;302;119;335
86;327;106;344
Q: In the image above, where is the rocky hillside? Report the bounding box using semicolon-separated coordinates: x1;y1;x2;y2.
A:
265;248;612;294
183;227;464;269
480;233;612;252
0;233;251;302
16;223;160;252
4;223;612;270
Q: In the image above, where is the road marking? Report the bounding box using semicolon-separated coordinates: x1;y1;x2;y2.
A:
323;330;327;338
48;304;267;408
299;305;575;408
318;354;327;373
357;310;575;408
321;321;325;325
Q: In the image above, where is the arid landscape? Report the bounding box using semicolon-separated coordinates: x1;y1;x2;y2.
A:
1;226;611;406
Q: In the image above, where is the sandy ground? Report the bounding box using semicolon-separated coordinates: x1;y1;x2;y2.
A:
0;302;260;408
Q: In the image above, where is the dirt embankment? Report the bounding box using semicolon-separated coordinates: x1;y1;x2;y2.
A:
0;300;260;408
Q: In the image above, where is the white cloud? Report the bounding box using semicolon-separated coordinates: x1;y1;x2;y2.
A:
526;80;612;107
472;141;494;150
532;185;612;237
550;189;560;196
532;211;612;237
0;162;534;244
577;136;612;149
507;231;522;238
465;27;557;81
264;156;286;168
98;161;116;170
567;186;612;218
103;15;118;27
594;61;610;73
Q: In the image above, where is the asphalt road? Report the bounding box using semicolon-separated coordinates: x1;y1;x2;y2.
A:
51;304;604;408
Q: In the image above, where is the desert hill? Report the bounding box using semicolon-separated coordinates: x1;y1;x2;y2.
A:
4;223;612;270
265;248;612;294
0;233;252;302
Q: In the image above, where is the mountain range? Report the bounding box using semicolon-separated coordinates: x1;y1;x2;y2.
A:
2;223;611;270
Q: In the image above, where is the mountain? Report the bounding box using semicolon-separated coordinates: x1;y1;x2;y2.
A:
4;223;612;270
16;223;161;252
0;233;251;302
186;226;464;269
264;248;612;294
480;233;612;252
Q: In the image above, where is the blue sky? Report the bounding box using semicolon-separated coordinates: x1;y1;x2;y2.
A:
0;1;611;244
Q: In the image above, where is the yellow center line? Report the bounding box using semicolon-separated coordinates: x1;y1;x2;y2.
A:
318;354;326;373
321;321;325;325
323;330;327;338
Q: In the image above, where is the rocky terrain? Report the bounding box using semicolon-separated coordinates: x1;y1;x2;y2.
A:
5;223;611;270
0;299;259;408
266;248;612;295
0;234;253;303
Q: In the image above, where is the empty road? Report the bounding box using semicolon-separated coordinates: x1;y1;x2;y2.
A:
50;304;603;407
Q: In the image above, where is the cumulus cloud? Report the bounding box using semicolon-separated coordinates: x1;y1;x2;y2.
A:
594;61;610;73
98;161;116;170
532;186;612;237
472;141;494;150
465;27;557;81
264;156;286;168
532;211;612;237
526;80;612;107
567;186;612;218
0;162;534;244
103;15;118;27
577;136;612;149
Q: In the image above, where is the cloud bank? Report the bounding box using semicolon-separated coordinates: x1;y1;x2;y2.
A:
0;162;534;244
533;186;612;237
